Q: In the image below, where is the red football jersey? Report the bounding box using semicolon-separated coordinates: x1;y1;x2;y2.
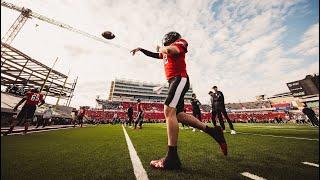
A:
159;39;188;80
79;108;86;117
137;103;143;112
24;91;44;106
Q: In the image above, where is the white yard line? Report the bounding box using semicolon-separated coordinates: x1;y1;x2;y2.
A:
302;162;319;167
122;125;149;180
241;172;267;180
237;132;319;141
4;126;77;136
238;125;318;131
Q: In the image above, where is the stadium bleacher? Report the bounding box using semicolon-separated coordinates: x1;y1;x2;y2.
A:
86;100;287;123
225;101;272;109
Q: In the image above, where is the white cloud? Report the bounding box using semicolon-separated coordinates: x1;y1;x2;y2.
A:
1;0;317;107
291;23;319;56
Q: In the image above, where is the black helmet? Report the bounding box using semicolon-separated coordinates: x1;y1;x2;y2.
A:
162;31;181;46
32;87;40;93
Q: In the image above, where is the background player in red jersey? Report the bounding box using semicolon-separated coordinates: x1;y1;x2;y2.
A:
131;32;228;170
134;99;144;129
77;107;86;128
6;87;45;135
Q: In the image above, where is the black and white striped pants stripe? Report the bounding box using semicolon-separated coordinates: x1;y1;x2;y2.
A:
164;76;190;114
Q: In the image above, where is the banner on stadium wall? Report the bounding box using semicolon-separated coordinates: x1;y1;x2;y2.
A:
230;108;276;112
275;107;289;111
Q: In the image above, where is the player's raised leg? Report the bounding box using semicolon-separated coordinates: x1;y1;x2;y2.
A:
176;112;227;156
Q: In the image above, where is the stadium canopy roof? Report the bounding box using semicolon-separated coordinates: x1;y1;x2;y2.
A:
1;42;76;105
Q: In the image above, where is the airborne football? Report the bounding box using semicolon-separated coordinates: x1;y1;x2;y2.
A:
101;31;115;39
1;0;319;180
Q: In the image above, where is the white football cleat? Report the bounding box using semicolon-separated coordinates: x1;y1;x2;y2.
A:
231;130;236;135
192;128;196;132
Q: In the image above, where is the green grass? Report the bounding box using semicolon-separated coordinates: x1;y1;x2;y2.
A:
1;125;134;180
1;123;319;180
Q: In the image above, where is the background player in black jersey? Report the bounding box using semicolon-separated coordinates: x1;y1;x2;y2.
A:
191;93;202;132
180;107;189;130
302;103;319;127
209;86;236;135
127;105;134;127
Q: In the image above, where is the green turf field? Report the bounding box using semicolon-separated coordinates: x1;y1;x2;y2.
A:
1;124;319;180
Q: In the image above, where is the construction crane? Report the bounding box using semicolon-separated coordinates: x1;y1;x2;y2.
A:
1;1;128;50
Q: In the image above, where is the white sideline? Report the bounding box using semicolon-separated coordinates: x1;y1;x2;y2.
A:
241;172;267;180
237;132;319;141
122;125;149;180
2;126;82;136
302;162;319;167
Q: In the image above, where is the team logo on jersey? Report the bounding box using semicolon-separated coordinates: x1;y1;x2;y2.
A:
163;54;168;64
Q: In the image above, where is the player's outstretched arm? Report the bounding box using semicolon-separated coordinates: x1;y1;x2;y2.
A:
130;48;161;59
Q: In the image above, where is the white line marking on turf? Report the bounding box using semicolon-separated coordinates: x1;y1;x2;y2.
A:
3;127;79;136
237;132;319;141
241;172;266;180
302;162;319;167
122;125;149;180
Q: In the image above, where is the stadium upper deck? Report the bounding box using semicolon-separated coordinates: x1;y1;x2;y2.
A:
108;79;194;102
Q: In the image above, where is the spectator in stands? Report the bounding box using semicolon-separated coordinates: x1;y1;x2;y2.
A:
302;104;319;127
278;116;283;123
42;106;53;128
127;106;134;127
134;99;144;129
209;86;236;135
191;93;202;132
5;87;45;135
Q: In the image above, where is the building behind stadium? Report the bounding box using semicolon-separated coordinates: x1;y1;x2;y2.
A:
266;74;319;111
97;78;193;106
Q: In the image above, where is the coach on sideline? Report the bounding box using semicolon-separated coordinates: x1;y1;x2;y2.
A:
209;86;236;135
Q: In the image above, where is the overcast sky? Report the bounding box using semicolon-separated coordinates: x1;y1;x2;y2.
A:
1;0;319;107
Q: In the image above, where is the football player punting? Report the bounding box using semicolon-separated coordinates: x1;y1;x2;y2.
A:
131;32;228;170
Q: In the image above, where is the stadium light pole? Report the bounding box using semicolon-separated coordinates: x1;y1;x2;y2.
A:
66;76;78;107
44;79;54;100
41;57;58;92
55;69;70;107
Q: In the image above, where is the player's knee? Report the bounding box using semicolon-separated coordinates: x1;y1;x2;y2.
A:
176;112;185;119
164;106;176;118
